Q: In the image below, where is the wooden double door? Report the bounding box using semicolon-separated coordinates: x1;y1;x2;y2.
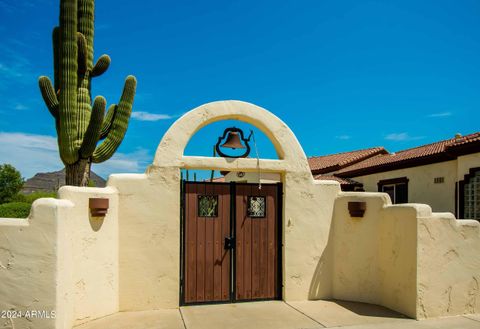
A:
181;182;282;305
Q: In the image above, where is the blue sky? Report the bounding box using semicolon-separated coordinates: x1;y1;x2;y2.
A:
0;0;479;179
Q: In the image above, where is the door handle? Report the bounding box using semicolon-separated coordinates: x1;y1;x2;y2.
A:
224;236;235;250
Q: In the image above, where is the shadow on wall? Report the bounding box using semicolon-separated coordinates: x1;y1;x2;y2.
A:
308;214;334;300
308;192;418;318
89;215;106;232
308;191;480;320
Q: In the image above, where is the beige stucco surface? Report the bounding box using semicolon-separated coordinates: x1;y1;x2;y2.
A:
325;192;480;319
0;100;479;328
321;193;418;318
353;153;480;217
0;198;73;329
353;161;457;213
224;171;281;183
458;153;480;181
0;187;118;329
57;187;119;326
108;170;181;311
417;212;480;318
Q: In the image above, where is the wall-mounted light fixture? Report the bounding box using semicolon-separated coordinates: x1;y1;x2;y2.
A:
89;198;109;217
348;201;366;217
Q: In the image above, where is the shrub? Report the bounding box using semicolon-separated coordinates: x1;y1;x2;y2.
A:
0;202;31;218
12;191;57;204
0;164;24;204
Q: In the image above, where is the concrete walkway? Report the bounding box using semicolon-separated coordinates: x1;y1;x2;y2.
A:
75;300;480;329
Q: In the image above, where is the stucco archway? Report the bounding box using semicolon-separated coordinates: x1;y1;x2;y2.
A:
153;100;311;175
111;100;339;310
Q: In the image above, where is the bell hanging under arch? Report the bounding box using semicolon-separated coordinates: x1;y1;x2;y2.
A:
221;132;245;149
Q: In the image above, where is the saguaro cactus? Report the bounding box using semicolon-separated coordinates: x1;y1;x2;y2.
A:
39;0;136;186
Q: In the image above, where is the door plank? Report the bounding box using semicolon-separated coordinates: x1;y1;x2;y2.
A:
259;186;269;298
251;185;261;298
196;183;206;302
213;184;223;300
204;184;215;300
221;185;230;301
235;184;246;299
185;183;197;303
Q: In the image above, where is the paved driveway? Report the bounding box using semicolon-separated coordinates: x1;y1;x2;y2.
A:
75;300;480;329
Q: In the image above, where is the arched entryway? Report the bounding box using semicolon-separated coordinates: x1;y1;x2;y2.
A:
150;100;321;305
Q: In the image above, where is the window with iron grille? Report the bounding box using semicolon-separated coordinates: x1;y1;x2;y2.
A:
247;196;266;218
198;195;218;217
464;171;480;220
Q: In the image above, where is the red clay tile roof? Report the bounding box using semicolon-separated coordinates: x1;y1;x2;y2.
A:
202;176;226;182
210;176;226;182
314;174;362;186
449;132;480;147
308;147;388;174
336;132;480;177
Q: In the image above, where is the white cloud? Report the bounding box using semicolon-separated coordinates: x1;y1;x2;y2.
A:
428;112;452;118
385;133;425;142
131;111;174;121
0;132;152;179
0;132;61;178
335;135;351;140
14;104;28;111
93;148;151;178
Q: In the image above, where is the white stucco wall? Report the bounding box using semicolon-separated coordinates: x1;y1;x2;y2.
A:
328;192;480;319
108;170;181;311
224;171;281;183
0;187;119;329
417;212;480;318
327;193;417;318
353;161;458;213
458;153;480;181
0;198;73;329
57;187;119;326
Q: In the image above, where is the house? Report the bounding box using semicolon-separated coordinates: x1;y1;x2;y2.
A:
310;132;480;219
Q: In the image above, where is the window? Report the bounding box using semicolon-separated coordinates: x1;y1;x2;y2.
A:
378;177;408;204
462;169;480;220
198;195;218;217
247;196;266;218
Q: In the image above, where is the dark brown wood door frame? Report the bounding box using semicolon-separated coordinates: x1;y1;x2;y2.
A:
180;181;283;306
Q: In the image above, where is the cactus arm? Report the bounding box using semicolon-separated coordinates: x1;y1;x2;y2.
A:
99;104;116;139
58;0;80;165
39;76;59;119
92;76;136;163
52;27;61;91
79;95;106;158
77;0;94;70
77;32;88;78
91;54;111;77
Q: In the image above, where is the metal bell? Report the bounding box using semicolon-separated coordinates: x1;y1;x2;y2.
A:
221;132;245;149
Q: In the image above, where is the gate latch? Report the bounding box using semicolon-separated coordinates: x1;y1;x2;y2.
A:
224;236;235;250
